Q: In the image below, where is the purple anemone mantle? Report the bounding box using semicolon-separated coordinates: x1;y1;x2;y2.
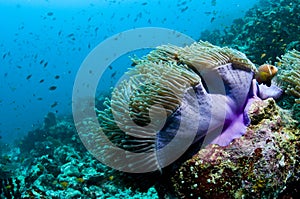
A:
156;63;283;153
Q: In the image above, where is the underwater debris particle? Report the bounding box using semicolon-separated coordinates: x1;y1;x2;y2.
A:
49;86;57;91
141;2;147;5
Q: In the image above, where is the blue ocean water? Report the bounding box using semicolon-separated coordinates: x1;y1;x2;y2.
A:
0;0;258;144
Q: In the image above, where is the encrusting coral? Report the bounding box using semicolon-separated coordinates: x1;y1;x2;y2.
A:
276;49;300;104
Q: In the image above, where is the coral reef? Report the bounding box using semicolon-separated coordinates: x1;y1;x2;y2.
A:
276;49;300;104
201;0;300;65
163;98;300;198
1;51;298;199
1;113;158;198
0;178;21;198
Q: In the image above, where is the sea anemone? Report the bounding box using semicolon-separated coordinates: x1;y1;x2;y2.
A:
276;49;300;103
94;41;282;175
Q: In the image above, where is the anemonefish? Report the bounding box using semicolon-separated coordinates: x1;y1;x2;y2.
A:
255;64;278;86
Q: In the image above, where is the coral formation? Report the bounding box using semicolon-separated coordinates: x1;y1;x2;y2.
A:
163;99;300;198
276;49;300;104
0;178;21;198
201;0;300;65
0;114;158;198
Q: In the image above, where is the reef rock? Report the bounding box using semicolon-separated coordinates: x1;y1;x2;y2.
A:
164;98;300;198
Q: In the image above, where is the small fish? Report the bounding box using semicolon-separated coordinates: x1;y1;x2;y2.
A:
276;62;282;67
54;75;60;79
255;64;278;86
111;71;117;78
51;101;58;108
111;13;115;19
260;53;266;59
179;1;187;6
47;12;54;16
26;74;32;80
181;6;188;12
40;79;44;83
49;86;57;91
210;17;216;23
211;0;216;6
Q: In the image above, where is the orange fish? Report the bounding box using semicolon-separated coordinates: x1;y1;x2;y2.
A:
255;64;278;86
